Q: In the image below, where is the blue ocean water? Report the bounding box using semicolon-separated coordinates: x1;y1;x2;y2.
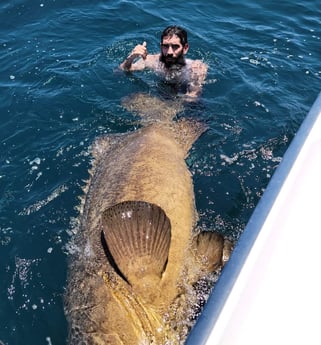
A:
0;0;320;344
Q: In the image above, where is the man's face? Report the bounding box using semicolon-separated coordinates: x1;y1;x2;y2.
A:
160;34;189;67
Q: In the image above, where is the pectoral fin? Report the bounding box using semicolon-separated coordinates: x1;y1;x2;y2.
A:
191;232;226;273
102;201;171;287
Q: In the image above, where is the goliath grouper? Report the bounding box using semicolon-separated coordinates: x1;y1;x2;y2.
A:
64;93;232;344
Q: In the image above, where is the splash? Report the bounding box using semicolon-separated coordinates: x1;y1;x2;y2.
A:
7;257;41;301
19;184;68;216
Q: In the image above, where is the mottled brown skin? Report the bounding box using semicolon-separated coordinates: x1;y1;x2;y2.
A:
65;94;229;344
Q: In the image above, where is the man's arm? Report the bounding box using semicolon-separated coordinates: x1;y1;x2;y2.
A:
119;42;148;71
185;60;208;99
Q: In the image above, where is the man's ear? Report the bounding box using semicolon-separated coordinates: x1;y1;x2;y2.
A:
183;43;189;54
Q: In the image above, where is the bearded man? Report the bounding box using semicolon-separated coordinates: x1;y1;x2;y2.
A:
120;26;208;100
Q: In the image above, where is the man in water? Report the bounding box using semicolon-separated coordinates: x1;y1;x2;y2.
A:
120;26;208;100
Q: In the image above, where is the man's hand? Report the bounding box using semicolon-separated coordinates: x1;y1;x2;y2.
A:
130;41;148;60
120;41;147;71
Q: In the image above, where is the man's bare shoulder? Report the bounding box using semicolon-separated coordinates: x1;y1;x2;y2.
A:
189;59;208;75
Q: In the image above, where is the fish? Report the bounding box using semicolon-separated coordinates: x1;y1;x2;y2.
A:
64;93;232;345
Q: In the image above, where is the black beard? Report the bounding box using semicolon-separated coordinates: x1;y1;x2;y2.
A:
160;53;186;68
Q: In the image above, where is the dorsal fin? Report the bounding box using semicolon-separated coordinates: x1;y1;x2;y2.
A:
122;93;183;123
102;201;171;286
172;117;208;155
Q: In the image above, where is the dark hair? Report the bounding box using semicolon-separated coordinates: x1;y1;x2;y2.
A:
161;26;188;46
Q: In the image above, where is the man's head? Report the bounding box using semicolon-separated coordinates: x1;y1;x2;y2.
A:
160;26;189;67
